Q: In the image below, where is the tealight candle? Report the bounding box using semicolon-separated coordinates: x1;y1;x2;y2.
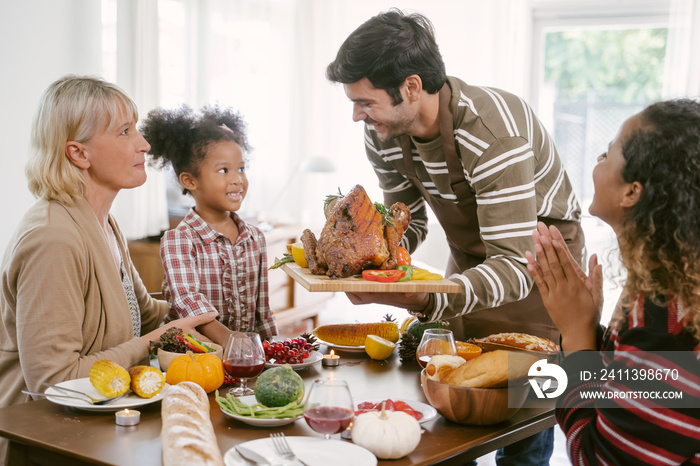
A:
322;349;340;367
115;409;140;426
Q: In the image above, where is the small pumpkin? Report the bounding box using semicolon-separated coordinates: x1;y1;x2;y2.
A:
351;401;421;459
165;351;224;393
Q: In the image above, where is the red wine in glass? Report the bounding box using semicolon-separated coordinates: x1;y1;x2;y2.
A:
303;378;354;439
223;332;265;396
222;357;265;378
304;406;354;435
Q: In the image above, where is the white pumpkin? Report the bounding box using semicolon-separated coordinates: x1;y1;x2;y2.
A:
351;403;421;459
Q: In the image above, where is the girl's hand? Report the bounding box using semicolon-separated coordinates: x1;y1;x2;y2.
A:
525;222;602;352
141;312;218;349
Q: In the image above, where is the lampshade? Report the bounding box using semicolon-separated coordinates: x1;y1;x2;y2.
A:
267;156;336;217
299;156;335;173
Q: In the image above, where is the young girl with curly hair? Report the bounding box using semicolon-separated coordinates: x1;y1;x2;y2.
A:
526;99;700;464
140;105;277;346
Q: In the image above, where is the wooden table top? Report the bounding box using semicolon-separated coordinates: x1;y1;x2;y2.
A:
0;349;556;466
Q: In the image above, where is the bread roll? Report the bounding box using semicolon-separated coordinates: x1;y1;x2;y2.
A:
443;350;539;388
161;381;223;466
475;332;559;353
425;355;466;381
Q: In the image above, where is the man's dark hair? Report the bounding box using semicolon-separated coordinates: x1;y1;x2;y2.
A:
326;8;447;105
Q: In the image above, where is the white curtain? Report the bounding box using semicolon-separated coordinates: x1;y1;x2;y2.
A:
110;0;169;240
663;0;700;98
105;0;533;239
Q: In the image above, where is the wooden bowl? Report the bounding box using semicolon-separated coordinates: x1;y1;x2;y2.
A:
420;369;530;425
157;343;223;371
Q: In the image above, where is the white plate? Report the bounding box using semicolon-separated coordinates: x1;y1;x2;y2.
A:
224;436;377;466
315;338;365;353
356;398;438;424
265;350;323;370
219;395;302;427
44;377;169;412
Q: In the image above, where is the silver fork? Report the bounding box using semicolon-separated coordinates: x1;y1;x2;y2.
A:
23;390;128;405
41;381;131;404
270;433;309;466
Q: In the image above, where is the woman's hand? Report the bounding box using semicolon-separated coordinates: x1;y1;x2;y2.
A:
140;312;217;349
525;222;602;352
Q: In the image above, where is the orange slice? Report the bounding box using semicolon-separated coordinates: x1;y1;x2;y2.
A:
455;341;482;361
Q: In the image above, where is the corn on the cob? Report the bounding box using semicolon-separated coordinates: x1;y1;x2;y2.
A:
313;322;399;346
128;365;166;398
89;360;131;398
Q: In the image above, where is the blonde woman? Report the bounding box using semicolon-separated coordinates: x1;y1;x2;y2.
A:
527;99;700;464
0;75;216;462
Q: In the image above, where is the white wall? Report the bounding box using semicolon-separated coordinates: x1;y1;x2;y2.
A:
0;0;103;254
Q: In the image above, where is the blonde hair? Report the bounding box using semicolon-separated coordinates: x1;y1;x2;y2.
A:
25;75;139;204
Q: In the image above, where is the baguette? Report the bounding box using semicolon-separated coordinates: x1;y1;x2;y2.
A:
442;350;539;388
161;381;223;466
475;332;559;353
425;355;466;382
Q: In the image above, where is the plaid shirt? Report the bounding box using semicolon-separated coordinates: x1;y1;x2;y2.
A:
160;209;277;341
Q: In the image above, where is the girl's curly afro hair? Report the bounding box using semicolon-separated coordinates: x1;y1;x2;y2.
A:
140;104;249;194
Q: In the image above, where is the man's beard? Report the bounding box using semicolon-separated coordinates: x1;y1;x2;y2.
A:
368;115;414;142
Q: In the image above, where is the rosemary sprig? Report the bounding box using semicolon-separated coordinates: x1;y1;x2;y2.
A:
324;187;344;206
269;253;295;269
373;201;393;225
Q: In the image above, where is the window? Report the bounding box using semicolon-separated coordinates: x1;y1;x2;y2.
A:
532;1;671;322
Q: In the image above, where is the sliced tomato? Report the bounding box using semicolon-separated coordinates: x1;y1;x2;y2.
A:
397;246;411;266
393;400;411;411
362;269;405;283
379;399;395;411
403;408;423;421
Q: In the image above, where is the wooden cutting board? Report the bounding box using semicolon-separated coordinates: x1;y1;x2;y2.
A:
278;262;462;293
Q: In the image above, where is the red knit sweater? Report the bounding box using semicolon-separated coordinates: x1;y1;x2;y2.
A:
556;295;700;465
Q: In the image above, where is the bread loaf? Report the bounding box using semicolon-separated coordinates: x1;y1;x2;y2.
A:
161;381;223;466
442;350;539;388
475;332;559;353
425;355;466;381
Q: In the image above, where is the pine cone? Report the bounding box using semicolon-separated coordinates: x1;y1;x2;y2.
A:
300;332;320;352
399;332;419;364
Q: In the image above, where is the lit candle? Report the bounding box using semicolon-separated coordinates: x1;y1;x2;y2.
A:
115;408;140;426
322;349;340;367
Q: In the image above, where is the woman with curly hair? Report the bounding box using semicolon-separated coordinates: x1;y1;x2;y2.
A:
140;105;277;346
526;99;700;464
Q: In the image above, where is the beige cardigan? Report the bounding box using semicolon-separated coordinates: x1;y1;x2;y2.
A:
0;197;168;410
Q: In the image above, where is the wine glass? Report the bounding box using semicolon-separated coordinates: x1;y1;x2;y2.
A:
303;379;354;439
222;332;266;396
416;329;457;368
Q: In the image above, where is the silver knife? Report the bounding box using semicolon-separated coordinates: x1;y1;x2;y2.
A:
235;445;271;466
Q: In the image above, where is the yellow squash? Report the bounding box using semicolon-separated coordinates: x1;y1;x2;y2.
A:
128;365;166;398
89;360;131;398
313;322;399;346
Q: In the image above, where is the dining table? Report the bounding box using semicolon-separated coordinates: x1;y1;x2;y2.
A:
0;346;556;466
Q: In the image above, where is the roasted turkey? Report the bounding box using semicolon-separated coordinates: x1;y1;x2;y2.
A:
301;185;411;278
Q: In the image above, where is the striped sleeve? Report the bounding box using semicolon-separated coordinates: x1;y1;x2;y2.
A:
432;136;539;320
422;81;580;321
